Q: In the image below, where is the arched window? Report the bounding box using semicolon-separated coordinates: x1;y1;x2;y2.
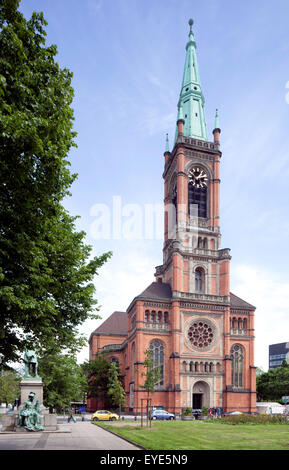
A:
132;342;136;381
195;267;205;292
188;167;208;219
230;344;244;388
149;340;164;386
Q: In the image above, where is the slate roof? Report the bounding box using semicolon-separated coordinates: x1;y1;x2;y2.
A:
137;282;172;300
230;292;255;310
135;281;255;310
92;311;128;336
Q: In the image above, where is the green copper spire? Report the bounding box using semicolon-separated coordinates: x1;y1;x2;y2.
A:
165;133;170;153
214;108;220;131
175;19;208;141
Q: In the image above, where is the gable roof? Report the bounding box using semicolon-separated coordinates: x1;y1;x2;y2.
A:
137;282;172;300
230;292;256;310
92;311;128;336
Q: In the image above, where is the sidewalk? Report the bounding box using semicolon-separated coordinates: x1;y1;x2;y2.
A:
0;420;140;450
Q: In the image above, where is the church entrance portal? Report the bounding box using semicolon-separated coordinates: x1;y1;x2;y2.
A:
193;393;202;409
192;381;210;409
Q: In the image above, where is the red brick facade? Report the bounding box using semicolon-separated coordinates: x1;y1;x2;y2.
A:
88;26;257;415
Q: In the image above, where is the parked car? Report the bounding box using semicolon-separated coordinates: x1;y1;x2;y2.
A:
91;410;119;421
191;409;202;420
151;409;175;420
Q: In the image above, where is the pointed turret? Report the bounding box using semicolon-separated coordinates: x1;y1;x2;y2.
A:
165;133;170;153
213;108;221;144
175;19;208;141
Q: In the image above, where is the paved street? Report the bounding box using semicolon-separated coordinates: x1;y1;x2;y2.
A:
0;421;140;450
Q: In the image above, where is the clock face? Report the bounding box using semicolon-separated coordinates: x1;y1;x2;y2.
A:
188;167;208;188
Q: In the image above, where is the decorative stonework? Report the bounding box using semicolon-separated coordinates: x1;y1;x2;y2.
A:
185;318;217;352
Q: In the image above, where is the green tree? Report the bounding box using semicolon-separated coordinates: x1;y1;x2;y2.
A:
107;361;126;414
0;0;111;365
140;349;161;399
139;349;161;426
0;369;21;407
257;361;289;402
38;353;87;412
82;354;111;408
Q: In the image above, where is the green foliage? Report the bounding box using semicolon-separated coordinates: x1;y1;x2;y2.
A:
0;0;112;364
140;349;161;397
0;368;21;405
38;353;87;411
202;406;209;416
256;361;289;402
82;354;111;404
183;407;192;416
220;414;288;425
107;361;126;412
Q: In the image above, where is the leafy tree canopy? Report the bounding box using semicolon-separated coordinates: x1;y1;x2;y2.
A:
82;354;111;401
257;361;289;402
140;349;161;397
38;353;87;412
0;368;21;406
107;361;126;412
0;0;112;365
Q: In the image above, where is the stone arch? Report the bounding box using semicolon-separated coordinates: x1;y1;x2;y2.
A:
192;380;210;409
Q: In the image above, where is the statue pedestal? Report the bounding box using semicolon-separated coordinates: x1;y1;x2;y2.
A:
1;377;58;432
20;378;44;409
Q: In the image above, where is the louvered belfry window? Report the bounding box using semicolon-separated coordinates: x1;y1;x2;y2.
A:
188;182;207;218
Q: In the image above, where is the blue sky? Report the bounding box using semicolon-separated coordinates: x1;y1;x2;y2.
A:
20;0;289;371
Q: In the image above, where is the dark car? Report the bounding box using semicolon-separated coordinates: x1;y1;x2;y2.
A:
191;409;202;420
151;409;175;420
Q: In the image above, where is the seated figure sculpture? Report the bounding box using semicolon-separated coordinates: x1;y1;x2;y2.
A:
18;392;44;431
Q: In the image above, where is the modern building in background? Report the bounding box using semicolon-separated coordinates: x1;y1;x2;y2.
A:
269;343;289;369
88;20;257;414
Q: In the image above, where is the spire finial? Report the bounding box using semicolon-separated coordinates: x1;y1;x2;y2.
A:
189;18;194;32
165;133;170;153
214;108;219;129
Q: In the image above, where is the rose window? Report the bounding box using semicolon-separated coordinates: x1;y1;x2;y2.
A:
187;320;215;350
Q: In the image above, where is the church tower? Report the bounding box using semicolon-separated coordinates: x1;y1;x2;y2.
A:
88;19;257;415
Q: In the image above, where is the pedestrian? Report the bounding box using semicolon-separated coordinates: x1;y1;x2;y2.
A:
68;409;76;423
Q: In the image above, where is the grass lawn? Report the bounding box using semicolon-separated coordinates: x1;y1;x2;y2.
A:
95;420;289;450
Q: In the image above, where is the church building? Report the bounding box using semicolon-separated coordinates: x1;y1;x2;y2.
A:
88;20;257;414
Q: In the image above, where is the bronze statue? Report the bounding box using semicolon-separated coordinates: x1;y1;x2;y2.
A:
18;392;44;431
23;334;39;378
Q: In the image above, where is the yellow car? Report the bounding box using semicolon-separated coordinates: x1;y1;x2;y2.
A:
91;410;119;421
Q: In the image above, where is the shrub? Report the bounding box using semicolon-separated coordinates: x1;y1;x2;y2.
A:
221;414;289;425
202;406;209;416
183;407;192;416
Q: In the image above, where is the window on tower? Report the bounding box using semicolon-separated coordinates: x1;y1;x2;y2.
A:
188;181;207;218
195;267;205;292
